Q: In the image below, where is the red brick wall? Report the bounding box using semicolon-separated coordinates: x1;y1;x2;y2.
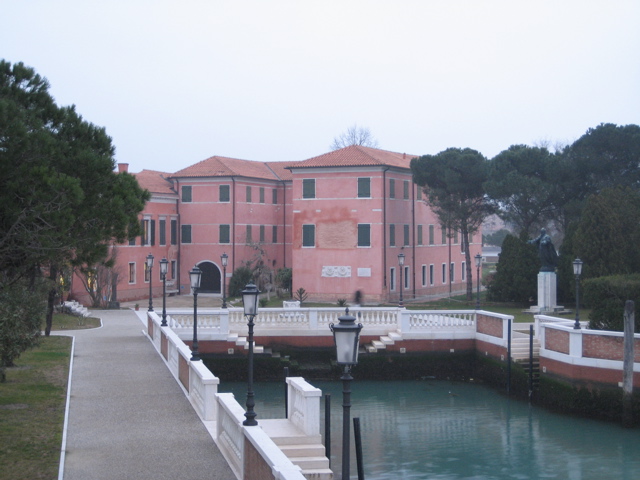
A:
545;328;569;354
477;314;503;338
476;339;508;360
583;334;640;362
161;332;168;360
541;357;640;388
244;437;275;480
178;355;189;391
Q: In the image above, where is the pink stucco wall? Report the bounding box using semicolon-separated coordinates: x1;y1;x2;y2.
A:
69;151;481;305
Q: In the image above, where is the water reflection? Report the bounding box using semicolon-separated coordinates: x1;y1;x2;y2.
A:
219;380;640;480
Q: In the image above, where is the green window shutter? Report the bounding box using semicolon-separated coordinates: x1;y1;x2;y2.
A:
182;186;192;202
302;225;315;247
171;219;177;245
219;185;230;202
302;179;315;199
219;224;230;244
181;225;191;244
159;219;166;246
357;178;370;198
357;224;371;247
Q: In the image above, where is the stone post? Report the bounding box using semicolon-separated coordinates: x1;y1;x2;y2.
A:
622;300;634;427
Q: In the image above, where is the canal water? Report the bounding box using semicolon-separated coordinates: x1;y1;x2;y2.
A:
220;380;640;480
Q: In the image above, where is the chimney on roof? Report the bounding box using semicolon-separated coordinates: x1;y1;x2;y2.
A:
403;153;406;159
117;163;129;173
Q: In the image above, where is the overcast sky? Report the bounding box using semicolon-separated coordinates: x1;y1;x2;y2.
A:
3;1;639;173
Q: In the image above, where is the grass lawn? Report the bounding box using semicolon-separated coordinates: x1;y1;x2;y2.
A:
0;312;100;480
50;312;101;330
0;336;72;480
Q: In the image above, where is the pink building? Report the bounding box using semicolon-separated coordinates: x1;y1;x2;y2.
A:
70;146;480;305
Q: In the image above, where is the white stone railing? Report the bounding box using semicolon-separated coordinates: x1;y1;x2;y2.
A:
286;377;321;436
164;306;480;340
144;310;318;480
535;314;640;370
190;360;219;421
216;392;246;479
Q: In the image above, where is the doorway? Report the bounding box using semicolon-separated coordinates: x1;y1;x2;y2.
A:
197;261;221;294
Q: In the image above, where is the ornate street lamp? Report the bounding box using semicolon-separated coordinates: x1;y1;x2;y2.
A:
221;253;229;309
190;266;202;361
573;258;583;330
330;308;363;480
159;258;169;327
146;254;154;312
242;283;260;426
398;253;405;308
475;253;482;310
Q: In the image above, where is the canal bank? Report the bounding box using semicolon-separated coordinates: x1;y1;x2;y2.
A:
220;379;640;480
203;348;640;427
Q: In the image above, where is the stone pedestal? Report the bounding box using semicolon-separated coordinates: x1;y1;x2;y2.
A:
528;271;563;313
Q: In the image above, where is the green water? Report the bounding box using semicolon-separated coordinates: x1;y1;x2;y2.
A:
220;380;640;480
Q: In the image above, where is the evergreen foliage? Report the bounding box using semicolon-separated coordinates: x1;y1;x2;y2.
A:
573;187;640;279
411;148;494;299
486;234;539;304
228;266;254;297
583;274;640;332
0;277;48;381
0;59;148;361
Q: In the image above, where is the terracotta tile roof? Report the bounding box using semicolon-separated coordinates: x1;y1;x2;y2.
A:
265;161;293;181
286;145;418;170
171;155;285;181
133;170;175;195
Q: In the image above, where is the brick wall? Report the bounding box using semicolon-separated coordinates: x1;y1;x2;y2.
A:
583;334;640;362
477;314;503;338
545;328;569;354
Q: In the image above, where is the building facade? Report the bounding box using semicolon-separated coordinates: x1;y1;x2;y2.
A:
69;146;481;305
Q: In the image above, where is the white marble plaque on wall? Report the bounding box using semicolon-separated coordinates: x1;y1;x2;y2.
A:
321;266;352;277
357;268;371;277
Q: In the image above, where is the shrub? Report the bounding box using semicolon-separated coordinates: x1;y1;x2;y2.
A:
293;287;308;305
487;234;538;304
583;273;640;332
228;266;254;297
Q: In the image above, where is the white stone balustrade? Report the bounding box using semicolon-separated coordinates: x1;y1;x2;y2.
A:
164;306;483;342
216;392;246;479
189;360;219;421
286;377;322;436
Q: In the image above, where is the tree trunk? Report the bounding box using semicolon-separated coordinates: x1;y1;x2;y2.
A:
462;226;473;300
45;265;57;336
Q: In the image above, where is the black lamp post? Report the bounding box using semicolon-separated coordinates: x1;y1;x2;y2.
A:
573;258;583;330
160;258;168;327
475;253;482;310
330;308;363;480
146;254;154;312
398;253;405;308
221;253;228;309
242;283;260;426
190;266;202;361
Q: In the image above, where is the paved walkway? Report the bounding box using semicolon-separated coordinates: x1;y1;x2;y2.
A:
60;308;235;480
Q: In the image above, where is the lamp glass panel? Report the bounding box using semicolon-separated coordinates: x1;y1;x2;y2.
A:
189;268;201;289
335;331;357;364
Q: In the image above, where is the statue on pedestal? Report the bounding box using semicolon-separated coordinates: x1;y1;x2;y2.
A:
528;228;558;272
